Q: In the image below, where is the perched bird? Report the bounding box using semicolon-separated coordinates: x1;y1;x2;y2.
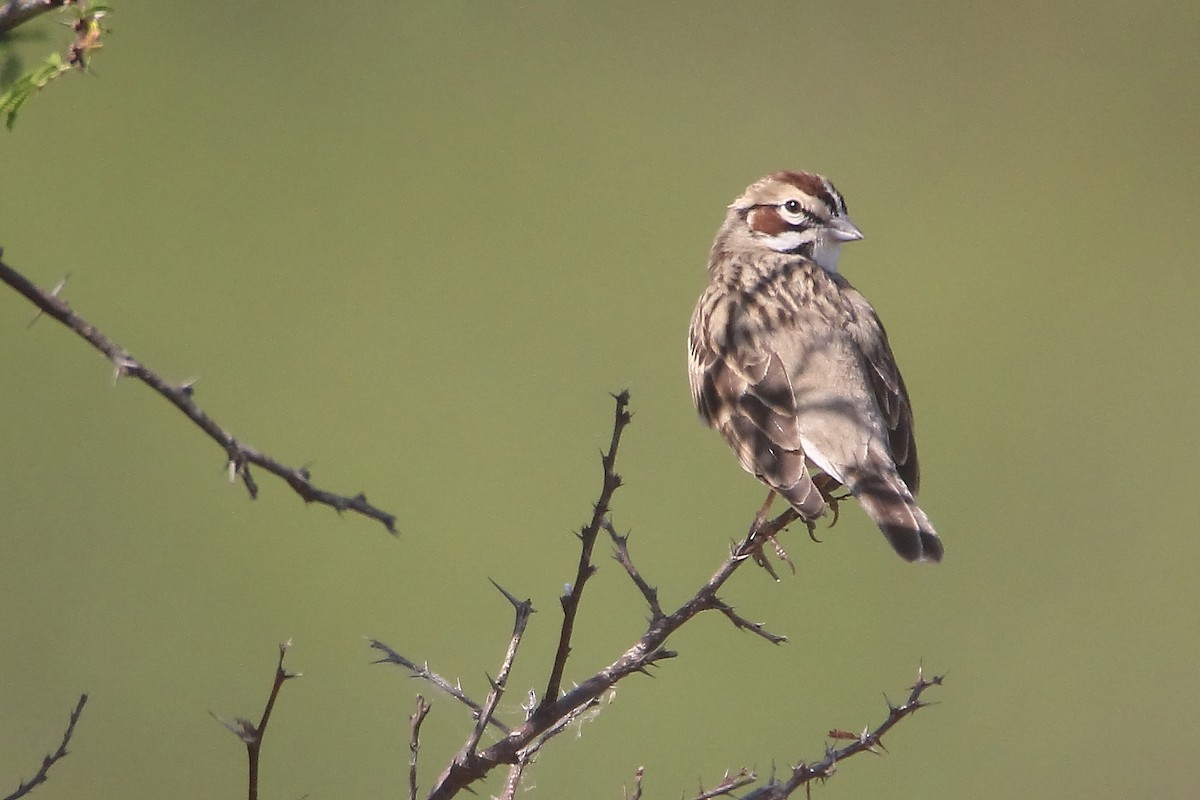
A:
687;171;943;563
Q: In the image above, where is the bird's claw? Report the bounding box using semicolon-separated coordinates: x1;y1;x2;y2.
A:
748;533;795;579
806;517;823;544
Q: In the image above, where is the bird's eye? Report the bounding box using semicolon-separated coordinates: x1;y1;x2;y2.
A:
783;199;802;214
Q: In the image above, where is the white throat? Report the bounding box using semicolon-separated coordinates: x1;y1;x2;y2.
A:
810;237;843;273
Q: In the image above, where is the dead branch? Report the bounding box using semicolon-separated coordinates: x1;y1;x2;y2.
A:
603;520;663;619
367;640;511;736
3;694;88;800
739;668;943;799
541;390;632;709
0;253;397;533
371;393;939;799
689;768;756;800
211;641;301;800
408;696;431;800
461;582;534;755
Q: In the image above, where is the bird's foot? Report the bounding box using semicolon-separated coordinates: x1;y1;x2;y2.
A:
749;540;783;580
812;473;851;530
746;506;803;578
824;492;851;528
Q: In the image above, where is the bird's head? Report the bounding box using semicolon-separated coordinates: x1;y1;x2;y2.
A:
729;171;863;273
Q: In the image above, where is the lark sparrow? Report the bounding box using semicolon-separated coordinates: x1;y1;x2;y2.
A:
687;171;942;563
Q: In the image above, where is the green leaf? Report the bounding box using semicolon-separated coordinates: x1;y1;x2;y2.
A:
0;3;111;130
0;52;69;129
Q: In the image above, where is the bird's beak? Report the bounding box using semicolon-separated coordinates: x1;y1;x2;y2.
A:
828;215;864;242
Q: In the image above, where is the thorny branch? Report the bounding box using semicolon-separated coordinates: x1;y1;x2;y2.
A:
3;694;88;800
0;254;397;533
604;520;662;619
540;390;632;710
497;762;526;800
373;392;939;799
367;641;511;736
738;668;943;799
212;641;301;800
408;696;431;800
688;768;756;800
462;582;534;756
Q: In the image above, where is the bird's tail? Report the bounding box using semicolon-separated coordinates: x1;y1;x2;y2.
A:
851;473;943;563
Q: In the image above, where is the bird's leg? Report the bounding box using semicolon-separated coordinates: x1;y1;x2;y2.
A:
748;490;777;538
746;490;784;578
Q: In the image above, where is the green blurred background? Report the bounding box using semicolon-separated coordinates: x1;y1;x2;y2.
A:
2;2;1198;797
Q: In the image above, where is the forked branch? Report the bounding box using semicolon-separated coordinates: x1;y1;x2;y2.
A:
211;641;301;800
373;392;941;799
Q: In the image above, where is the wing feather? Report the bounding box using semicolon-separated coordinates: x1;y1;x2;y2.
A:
689;302;825;519
842;287;920;494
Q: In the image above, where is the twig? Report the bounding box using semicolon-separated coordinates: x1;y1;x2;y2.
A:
3;693;88;800
627;766;645;800
607;518;785;643
497;762;526;800
711;599;787;645
0;254;397;534
464;582;534;754
540;390;632;710
497;690;541;800
408;695;431;800
740;668;944;799
367;640;511;736
212;641;301;800
427;583;535;795
690;768;757;800
603;520;663;619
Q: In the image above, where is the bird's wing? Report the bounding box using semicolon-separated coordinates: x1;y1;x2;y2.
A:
842;287;920;494
688;304;826;518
